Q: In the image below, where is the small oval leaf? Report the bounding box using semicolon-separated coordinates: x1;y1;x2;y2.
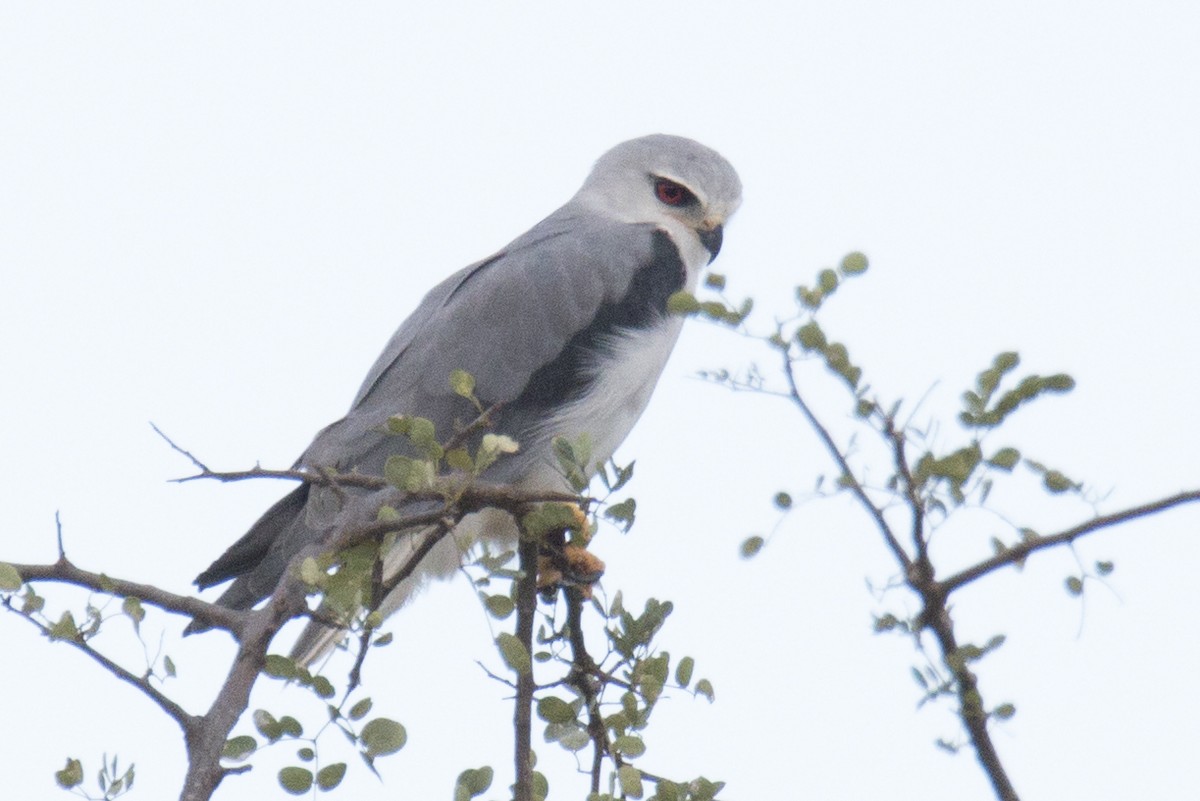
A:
316;762;347;790
497;632;531;675
278;766;313;794
361;717;407;758
221;735;257;762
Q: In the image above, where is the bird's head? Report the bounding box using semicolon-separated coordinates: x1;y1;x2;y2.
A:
575;134;742;265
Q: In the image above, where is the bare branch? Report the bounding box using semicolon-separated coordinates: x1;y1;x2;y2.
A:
9;557;244;634
513;534;539;801
175;465;389;490
922;608;1020;801
563;586;611;796
2;595;197;733
151;422;214;474
881;415;929;569
780;347;913;572
940;489;1200;594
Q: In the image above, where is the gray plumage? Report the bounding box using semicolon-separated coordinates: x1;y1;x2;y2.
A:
191;134;742;664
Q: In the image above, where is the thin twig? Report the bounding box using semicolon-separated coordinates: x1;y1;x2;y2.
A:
780;348;913;572
3;596;198;733
563;586;610;795
940;489;1200;594
150;422;215;473
922;607;1019;801
9;558;244;633
881;414;931;581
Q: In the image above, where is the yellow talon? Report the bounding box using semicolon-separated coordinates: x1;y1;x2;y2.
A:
537;503;605;597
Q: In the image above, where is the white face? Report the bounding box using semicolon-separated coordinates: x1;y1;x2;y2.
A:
574;136;742;245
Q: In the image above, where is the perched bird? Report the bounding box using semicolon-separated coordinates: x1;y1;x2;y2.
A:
190;134;742;665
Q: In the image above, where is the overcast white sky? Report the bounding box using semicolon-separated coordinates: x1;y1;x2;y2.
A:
3;3;1199;800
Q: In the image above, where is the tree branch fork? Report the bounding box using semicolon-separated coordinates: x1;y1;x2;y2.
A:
778;345;1200;801
2;464;586;801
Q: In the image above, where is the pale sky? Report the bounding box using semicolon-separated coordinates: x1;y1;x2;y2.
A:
2;4;1199;800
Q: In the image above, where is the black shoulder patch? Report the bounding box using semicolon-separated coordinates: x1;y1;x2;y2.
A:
510;229;685;413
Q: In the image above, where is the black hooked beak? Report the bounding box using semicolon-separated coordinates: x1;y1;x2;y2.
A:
698;224;724;263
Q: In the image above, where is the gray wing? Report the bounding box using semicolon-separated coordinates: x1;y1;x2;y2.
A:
190;204;683;626
298;207;666;477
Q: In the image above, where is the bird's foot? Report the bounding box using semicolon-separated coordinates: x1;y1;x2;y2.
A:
537;504;605;598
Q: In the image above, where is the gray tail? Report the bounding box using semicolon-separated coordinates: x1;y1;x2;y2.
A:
184;484;310;635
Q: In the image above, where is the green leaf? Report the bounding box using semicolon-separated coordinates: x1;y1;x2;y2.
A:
455;766;495;797
278;766;313;795
277;716;304;738
476;433;521;472
446;447;474;473
773;491;792;510
993;703;1017;720
1065;576;1084;596
311;675;336;699
122;596;145;631
221;736;257;762
348;697;373;721
163;654;176;678
740;535;765;559
987;447;1021;471
385;415;441;458
617;764;643;798
0;562;23;591
449;369;476;398
48;611;80;642
532;770;549;801
704;272;726;289
817;268;839;294
20;587;44;614
253;709;282;742
613;735;646;758
297;747;315;761
521;503;583;539
299;557;325;587
1043;373;1075;392
1042;470;1077;493
675;656;695;687
694;678;715;702
795;320;826;351
537;696;577;724
497;632;531;675
54;758;83;789
1096;560;1115;576
603;498;637;532
483;593;515;620
666;290;701;315
263;654;297;680
360;717;408;758
384;455;435;492
316;762;347;790
839;251;869;275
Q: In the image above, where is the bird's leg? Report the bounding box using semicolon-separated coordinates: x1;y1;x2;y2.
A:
537;503;605;600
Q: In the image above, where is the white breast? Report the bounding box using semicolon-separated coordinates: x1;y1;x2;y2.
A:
524;315;685;490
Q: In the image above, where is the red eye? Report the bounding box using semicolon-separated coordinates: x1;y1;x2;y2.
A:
655;178;694;207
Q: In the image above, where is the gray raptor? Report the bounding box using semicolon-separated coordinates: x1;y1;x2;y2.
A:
191;134;742;664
